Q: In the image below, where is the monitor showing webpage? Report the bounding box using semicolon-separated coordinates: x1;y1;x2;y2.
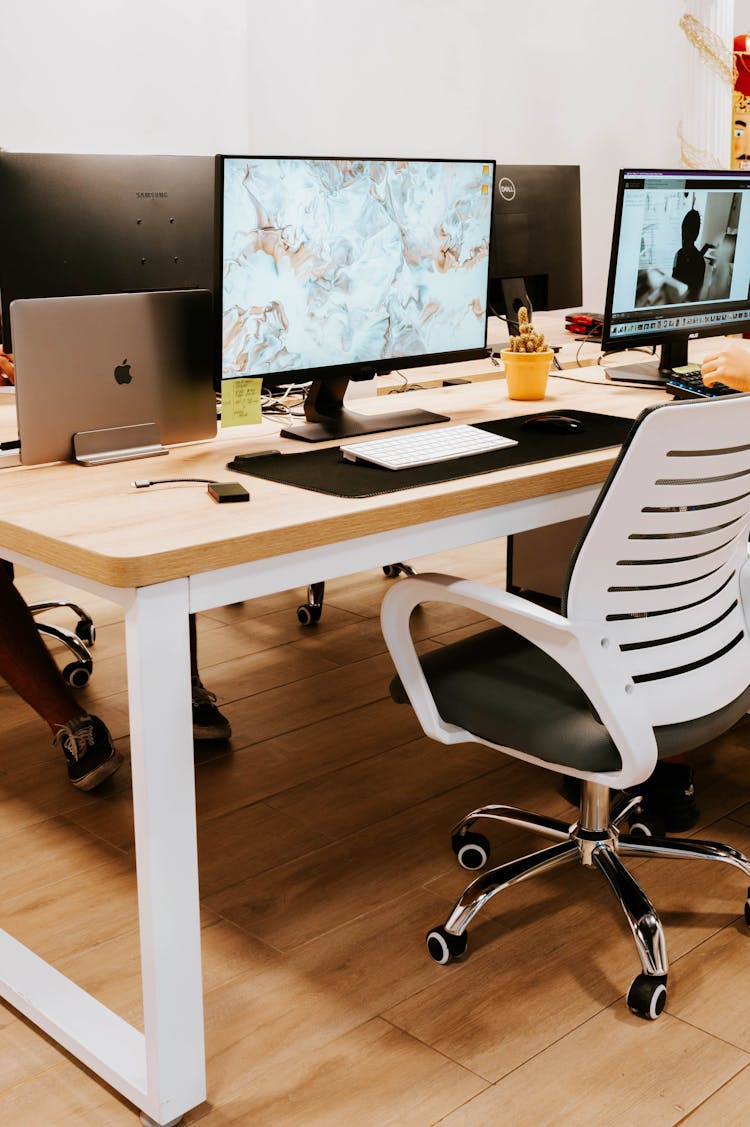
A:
220;157;494;380
607;170;750;343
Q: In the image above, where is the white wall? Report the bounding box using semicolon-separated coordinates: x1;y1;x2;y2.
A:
244;0;688;306
4;0;691;306
1;0;249;155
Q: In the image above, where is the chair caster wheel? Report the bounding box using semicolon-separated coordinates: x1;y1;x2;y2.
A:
626;973;667;1020
75;620;96;645
383;562;415;579
627;804;666;839
744;886;750;927
62;662;91;688
451;830;490;870
297;604;321;626
426;926;468;965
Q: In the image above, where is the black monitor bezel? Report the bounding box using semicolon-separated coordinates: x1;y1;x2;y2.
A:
215;154;496;385
602;167;750;353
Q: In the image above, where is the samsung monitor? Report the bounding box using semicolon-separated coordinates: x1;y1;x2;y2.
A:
489;164;582;331
218;155;495;441
602;168;750;383
0;152;216;353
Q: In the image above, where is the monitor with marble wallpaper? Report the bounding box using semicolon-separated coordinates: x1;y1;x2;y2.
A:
218;156;495;441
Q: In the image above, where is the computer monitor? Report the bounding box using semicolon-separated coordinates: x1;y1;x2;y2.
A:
0;152;216;353
602;168;750;383
489;164;582;331
218;155;495;441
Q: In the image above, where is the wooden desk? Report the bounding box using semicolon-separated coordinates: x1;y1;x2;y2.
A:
0;373;665;1125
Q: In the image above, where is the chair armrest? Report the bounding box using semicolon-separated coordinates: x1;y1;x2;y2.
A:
380;572;658;787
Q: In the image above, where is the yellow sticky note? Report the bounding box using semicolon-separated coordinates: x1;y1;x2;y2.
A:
482;164;489;176
481;183;488;194
221;377;262;427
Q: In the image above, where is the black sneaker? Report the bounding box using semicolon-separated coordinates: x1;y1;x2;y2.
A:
53;714;122;791
191;677;232;741
625;761;699;833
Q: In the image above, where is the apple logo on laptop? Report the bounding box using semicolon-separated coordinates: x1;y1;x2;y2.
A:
114;359;132;385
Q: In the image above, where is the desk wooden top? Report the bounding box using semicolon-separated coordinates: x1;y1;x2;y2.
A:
0;371;665;588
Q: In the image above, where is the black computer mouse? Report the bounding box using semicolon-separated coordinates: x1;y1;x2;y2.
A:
521;413;585;435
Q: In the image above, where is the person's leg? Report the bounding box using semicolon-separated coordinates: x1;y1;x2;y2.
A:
189;612;232;741
0;563;83;730
0;565;120;789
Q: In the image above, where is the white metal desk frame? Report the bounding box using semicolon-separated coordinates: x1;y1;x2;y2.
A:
0;481;598;1125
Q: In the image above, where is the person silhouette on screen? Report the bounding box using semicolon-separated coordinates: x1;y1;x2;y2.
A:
672;209;707;302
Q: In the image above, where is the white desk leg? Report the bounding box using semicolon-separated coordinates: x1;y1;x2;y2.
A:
125;580;205;1127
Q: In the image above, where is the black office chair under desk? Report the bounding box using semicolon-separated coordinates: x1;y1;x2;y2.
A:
297;562;415;625
2;560;95;686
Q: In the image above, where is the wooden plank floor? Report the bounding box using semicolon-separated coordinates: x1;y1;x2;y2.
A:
2;540;750;1125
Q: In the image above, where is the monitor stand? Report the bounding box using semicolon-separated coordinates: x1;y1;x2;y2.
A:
279;375;448;443
499;278;534;334
605;339;689;386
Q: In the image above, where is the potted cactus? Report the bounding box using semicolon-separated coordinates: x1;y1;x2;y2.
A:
501;307;553;400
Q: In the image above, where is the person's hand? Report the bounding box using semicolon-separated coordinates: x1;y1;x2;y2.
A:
701;340;750;391
0;349;13;386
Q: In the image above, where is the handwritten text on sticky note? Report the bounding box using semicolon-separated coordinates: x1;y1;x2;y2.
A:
221;377;263;427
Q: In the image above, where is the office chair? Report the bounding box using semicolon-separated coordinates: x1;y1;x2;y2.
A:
296;562;415;625
381;395;750;1019
30;601;95;686
1;560;94;686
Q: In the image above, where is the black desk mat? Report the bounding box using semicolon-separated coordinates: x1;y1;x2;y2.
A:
230;410;634;499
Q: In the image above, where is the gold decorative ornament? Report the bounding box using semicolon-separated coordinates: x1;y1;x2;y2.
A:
677;120;725;170
679;13;736;86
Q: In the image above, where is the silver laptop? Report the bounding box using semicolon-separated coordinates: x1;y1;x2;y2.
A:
11;290;217;465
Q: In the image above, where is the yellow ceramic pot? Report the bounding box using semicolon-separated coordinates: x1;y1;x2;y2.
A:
501;349;553;401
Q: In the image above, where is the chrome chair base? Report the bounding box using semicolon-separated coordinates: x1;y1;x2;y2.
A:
428;782;750;1019
31;600;95;687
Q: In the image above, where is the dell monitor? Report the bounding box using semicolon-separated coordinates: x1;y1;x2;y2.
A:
602;168;750;383
218;155;495;441
0;152;216;353
489;164;582;331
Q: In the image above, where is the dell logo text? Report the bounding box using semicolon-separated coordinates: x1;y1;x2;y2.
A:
498;177;516;202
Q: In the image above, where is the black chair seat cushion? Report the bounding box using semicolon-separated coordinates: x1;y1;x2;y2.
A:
390;626;750;774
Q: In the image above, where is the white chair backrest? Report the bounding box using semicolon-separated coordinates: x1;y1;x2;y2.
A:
565;396;750;728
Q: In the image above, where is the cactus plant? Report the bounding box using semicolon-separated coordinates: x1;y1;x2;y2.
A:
508;306;548;353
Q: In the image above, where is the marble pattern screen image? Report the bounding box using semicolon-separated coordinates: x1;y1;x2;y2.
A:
221;158;493;378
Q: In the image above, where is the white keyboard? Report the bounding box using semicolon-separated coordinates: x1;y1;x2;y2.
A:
341;424;517;471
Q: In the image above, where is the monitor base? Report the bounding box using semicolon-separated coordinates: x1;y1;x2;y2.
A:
280;406;449;443
604;339;689;386
605;360;669;386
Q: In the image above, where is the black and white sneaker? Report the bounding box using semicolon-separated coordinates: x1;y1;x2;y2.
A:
191;677;232;741
53;714;122;791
